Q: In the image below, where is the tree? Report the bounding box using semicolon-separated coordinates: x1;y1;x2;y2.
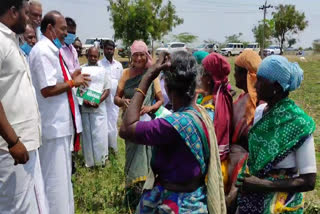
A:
287;38;296;48
313;40;320;53
252;19;274;48
225;32;243;44
173;32;198;44
203;39;219;44
272;4;308;54
108;0;183;49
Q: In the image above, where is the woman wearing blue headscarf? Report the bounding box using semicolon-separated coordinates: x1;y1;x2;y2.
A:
236;56;317;214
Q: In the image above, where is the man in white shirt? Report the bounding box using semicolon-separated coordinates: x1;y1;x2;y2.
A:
0;1;47;213
29;10;90;214
81;47;111;167
98;40;123;154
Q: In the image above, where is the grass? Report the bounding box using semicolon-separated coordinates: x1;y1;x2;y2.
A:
74;54;319;213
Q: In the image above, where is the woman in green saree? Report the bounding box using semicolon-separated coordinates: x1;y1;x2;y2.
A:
114;40;164;209
236;55;317;214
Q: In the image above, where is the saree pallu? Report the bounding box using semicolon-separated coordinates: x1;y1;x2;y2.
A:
200;96;230;191
137;106;226;214
123;71;155;208
238;98;316;214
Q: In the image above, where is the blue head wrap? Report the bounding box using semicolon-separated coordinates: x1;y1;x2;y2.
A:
193;51;209;65
257;55;303;92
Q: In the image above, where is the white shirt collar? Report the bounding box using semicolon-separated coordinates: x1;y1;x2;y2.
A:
40;35;59;53
0;22;15;36
104;57;116;65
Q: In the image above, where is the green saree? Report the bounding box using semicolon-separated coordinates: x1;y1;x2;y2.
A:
238;98;316;214
123;71;155;209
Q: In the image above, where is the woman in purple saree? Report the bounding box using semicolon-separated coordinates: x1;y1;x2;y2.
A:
120;51;226;214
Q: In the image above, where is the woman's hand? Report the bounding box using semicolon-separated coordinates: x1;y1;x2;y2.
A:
236;174;266;192
122;99;131;108
147;52;171;80
140;106;153;115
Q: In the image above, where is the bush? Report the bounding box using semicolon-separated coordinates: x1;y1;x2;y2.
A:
312;42;320;53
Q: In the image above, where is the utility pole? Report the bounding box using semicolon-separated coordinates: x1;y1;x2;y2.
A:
259;0;273;57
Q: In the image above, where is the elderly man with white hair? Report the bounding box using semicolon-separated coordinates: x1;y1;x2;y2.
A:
28;0;42;40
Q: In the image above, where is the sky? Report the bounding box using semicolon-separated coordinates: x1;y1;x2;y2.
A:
41;0;320;48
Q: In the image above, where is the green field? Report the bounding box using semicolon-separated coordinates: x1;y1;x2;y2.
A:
74;55;319;213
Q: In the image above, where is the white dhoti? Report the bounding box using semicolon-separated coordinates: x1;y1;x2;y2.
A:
0;149;48;214
81;111;108;167
106;96;119;152
39;136;74;214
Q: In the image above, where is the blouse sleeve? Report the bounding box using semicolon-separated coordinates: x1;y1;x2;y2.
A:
117;68;130;90
135;118;180;146
253;103;267;125
295;135;317;174
153;76;162;94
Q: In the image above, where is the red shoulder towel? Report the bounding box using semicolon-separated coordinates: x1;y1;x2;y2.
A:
59;52;81;152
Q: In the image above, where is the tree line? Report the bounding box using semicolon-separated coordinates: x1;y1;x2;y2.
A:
108;1;310;54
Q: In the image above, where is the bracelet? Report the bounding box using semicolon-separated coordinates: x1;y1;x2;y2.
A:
66;80;74;88
135;88;146;97
8;136;21;149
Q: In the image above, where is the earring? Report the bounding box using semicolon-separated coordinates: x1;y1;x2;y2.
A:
273;90;277;95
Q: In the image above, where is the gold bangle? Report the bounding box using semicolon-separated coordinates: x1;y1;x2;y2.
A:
135;88;146;97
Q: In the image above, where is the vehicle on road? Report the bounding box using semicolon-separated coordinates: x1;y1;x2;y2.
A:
82;37;112;55
263;45;281;56
245;43;260;54
117;47;130;58
156;42;187;55
220;43;244;57
193;43;219;53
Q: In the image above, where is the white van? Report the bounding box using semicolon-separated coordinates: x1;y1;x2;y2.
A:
220;43;244;57
82;37;113;55
156;42;187;55
246;43;260;53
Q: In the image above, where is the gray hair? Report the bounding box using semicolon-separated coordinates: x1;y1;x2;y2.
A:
29;0;42;6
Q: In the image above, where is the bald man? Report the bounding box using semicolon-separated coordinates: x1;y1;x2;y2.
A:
20;24;36;56
81;47;111;167
29;0;42;40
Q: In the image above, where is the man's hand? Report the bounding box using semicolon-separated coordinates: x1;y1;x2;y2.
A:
72;69;91;87
83;100;98;108
9;141;29;165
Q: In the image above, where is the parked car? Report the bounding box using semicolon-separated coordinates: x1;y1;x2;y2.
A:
193;43;219;53
117;47;130;58
245;43;260;54
220;43;244;57
156;42;187;55
82;37;113;55
263;45;281;56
